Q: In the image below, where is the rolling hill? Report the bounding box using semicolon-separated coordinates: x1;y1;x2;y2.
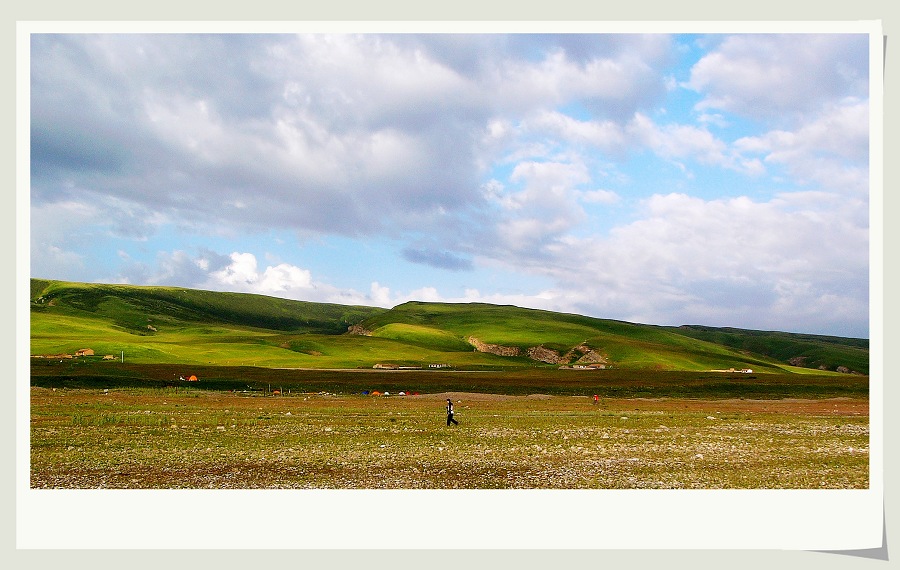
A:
29;279;868;374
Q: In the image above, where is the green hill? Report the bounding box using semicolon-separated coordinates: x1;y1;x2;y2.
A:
355;301;864;373
30;279;383;334
667;325;869;375
29;279;868;374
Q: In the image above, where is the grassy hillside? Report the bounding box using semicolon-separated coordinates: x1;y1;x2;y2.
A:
31;280;398;368
356;302;857;373
31;279;384;334
30;280;868;374
669;325;869;375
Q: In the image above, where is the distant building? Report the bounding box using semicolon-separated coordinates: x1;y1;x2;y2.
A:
74;348;94;357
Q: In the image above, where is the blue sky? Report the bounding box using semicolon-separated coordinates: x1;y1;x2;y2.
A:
29;28;873;337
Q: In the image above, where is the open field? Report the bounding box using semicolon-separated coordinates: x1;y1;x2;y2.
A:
30;359;870;398
30;384;868;489
28;281;870;490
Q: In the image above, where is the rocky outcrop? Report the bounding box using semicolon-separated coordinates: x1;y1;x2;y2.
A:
789;356;808;367
565;344;608;365
468;338;608;366
526;345;564;364
347;324;373;336
467;337;521;357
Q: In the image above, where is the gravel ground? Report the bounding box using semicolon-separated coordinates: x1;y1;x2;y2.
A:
30;388;869;489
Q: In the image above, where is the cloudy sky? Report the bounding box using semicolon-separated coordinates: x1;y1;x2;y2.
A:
28;28;874;338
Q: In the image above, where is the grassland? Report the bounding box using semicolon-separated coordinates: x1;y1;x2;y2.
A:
30;386;868;489
30;279;869;374
29;279;870;490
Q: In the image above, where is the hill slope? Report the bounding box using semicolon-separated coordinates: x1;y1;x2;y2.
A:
355;301;867;373
31;279;384;334
30;280;868;373
667;325;869;375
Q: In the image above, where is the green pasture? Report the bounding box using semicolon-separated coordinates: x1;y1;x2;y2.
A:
30;305;799;372
361;301;613;351
30;279;868;374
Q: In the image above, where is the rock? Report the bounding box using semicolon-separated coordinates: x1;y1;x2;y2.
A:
468;337;521;357
526;345;563;364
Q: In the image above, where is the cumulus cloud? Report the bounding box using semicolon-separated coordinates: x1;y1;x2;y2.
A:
512;110;766;176
534;192;869;336
30;33;678;243
524;110;624;151
733;100;869;192
483;160;598;253
686;34;869;122
209;252;315;294
627;113;765;175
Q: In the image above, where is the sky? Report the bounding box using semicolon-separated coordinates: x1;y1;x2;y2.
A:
28;28;874;338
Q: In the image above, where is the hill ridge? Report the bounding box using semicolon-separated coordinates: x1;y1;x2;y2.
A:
30;279;868;374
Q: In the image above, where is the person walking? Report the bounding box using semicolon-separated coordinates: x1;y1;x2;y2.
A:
446;398;459;426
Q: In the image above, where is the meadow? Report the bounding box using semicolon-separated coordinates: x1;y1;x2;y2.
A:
30;370;869;489
29;281;870;490
30;279;869;374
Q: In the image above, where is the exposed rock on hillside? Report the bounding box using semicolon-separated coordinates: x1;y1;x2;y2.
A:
565;344;608;365
467;337;521;357
347;325;373;336
468;338;608;366
526;345;563;364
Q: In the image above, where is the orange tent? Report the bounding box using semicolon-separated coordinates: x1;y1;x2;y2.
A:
187;375;198;381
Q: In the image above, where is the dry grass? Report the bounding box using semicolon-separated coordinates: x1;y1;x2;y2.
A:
30;387;869;489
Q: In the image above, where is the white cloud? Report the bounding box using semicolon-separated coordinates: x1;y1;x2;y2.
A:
540;192;868;335
483;35;672;118
515;111;765;176
628;113;724;164
686;34;868;121
733;100;869;192
627;113;765;175
208;252;314;295
525;110;627;154
486;160;597;251
369;282;393;307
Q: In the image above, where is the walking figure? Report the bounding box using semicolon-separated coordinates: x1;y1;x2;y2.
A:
593;394;599;405
446;398;459;426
